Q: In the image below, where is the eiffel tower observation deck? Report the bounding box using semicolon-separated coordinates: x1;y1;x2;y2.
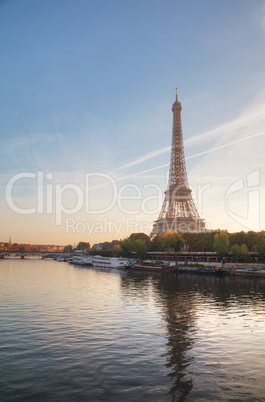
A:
150;89;206;236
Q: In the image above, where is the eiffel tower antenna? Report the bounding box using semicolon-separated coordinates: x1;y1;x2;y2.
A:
150;89;206;236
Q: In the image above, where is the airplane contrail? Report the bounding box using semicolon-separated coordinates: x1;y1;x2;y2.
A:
116;130;265;182
115;106;265;173
114;145;170;172
185;130;265;160
80;129;265;192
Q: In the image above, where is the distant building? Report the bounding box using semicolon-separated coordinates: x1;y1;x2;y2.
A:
92;243;103;250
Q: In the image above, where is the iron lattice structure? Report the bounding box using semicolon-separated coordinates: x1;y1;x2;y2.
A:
150;89;206;236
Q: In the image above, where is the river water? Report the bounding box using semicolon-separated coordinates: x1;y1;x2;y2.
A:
0;259;265;401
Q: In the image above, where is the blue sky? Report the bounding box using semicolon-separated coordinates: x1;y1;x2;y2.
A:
1;0;265;245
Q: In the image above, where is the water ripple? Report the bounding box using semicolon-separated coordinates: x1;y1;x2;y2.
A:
1;260;265;401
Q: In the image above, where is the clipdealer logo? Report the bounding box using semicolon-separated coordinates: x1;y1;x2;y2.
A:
5;170;211;236
225;170;260;230
5;171;164;224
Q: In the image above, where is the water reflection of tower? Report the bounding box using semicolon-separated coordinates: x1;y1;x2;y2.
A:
156;277;196;401
122;273;196;401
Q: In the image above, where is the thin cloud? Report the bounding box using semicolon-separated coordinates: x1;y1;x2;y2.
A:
185;108;265;146
115;101;265;173
186;130;265;160
114;145;170;172
116;130;265;182
116;163;170;182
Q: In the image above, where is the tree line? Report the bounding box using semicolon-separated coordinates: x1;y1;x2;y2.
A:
109;231;265;262
16;230;264;262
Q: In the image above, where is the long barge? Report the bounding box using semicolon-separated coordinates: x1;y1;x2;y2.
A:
230;267;265;278
130;261;175;272
176;266;224;276
129;261;224;275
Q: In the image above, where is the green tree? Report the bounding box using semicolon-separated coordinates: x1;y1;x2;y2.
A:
112;243;121;257
257;238;265;262
76;242;90;252
102;241;112;251
182;232;200;251
160;231;183;253
240;244;250;262
133;238;147;260
111;240;120;248
120;237;133;257
229;231;247;248
231;244;240;262
150;234;163;251
244;231;259;251
130;233;151;249
213;232;229;261
195;232;215;252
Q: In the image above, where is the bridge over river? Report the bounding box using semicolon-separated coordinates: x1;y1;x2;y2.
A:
0;251;68;259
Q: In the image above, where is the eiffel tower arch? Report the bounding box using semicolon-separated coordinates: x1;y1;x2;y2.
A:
150;89;206;237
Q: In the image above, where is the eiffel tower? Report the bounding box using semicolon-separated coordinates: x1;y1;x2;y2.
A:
150;89;206;236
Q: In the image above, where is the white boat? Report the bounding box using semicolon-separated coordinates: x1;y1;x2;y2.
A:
92;256;128;268
231;267;265;277
70;256;93;266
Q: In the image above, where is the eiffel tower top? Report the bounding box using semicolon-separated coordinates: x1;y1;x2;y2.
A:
168;88;189;190
172;88;182;111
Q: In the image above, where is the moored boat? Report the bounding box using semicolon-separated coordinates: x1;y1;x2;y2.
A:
92;256;128;268
176;266;224;276
231;267;265;277
70;256;93;266
130;261;175;272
